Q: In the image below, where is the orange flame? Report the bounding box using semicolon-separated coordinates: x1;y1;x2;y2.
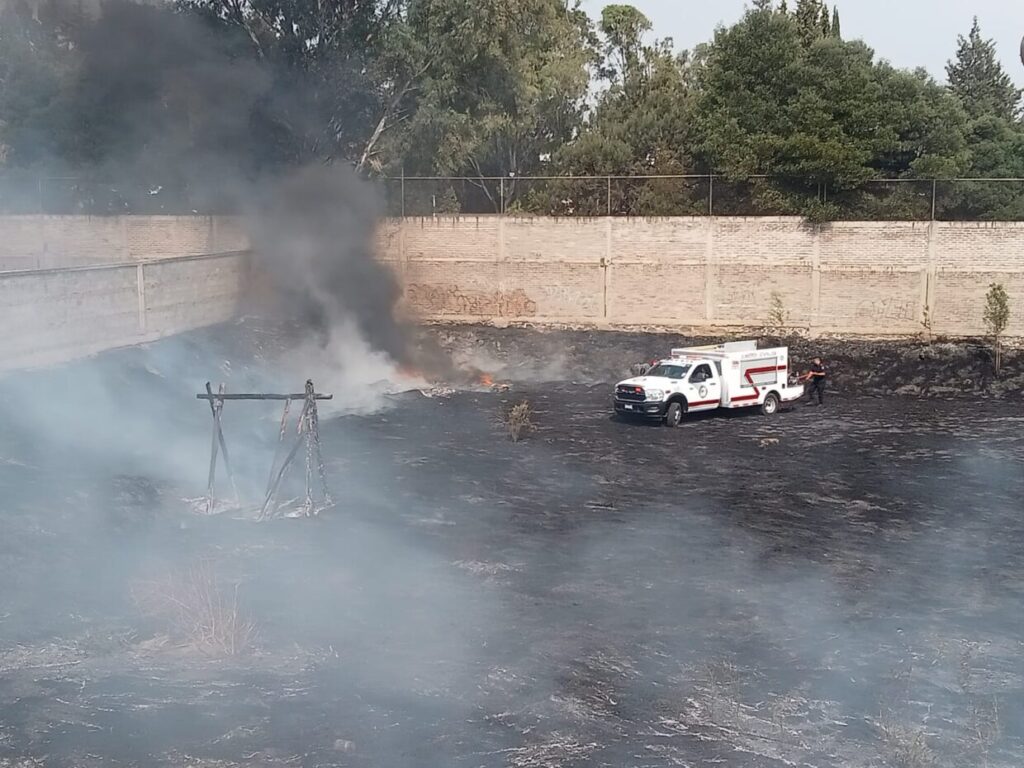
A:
478;373;494;387
397;364;424;380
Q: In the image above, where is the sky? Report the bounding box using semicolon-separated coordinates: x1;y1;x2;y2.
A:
579;0;1024;87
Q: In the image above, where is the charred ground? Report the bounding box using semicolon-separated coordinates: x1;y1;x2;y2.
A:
0;323;1022;767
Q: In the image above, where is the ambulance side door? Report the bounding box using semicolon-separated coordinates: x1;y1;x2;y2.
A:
687;363;721;411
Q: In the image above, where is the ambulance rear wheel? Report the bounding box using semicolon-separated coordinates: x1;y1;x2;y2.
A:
761;393;780;416
664;401;684;427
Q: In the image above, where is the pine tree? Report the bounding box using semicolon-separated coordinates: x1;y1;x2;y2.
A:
830;7;841;38
794;0;823;47
779;0;788;12
820;5;831;37
946;18;1022;120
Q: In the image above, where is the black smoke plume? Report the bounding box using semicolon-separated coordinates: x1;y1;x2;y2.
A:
248;164;415;368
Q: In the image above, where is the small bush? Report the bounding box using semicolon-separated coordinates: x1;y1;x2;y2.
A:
765;291;789;336
983;282;1010;375
503;400;535;442
134;561;256;656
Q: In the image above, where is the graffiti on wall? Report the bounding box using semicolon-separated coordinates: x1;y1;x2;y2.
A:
407;284;538;317
856;297;916;322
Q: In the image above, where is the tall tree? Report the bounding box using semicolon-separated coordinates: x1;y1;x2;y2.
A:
946;18;1022;121
830;7;841;39
180;0;401;170
600;4;652;87
393;0;595;210
0;0;80;170
793;0;822;47
945;116;1024;219
692;4;967;216
541;4;696;214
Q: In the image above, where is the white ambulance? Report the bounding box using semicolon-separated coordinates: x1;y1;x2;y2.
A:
613;340;805;426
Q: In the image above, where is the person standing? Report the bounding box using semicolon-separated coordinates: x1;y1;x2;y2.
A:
803;357;827;405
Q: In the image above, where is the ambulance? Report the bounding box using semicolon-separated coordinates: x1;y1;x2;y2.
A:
613;340;805;426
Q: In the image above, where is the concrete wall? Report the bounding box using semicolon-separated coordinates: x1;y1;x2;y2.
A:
0;215;248;270
380;217;1024;337
0;252;248;372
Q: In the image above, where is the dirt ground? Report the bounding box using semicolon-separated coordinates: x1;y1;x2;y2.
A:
0;324;1022;767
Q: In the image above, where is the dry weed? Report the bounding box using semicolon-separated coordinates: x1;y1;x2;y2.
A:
134;560;256;656
879;721;936;768
503;400;536;442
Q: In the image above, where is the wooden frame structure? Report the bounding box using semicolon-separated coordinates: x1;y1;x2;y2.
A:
197;379;334;519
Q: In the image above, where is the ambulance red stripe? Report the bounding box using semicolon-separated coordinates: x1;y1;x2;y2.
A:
729;363;788;404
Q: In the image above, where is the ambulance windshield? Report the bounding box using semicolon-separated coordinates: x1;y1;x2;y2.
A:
646;364;690;379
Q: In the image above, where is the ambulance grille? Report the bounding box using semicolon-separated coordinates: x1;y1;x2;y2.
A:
616;386;646;402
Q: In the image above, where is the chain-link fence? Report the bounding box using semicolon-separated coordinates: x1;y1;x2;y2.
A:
387;176;1024;221
0;176;237;215
3;174;1024;220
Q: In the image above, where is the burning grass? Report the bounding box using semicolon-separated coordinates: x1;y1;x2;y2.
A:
395;362;503;392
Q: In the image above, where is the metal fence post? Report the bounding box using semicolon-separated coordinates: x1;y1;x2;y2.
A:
708;175;714;216
606;177;612;216
400;167;406;218
931;179;937;221
38;177;44;214
499;177;505;215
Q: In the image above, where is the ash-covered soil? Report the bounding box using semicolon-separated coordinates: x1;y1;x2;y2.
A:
0;322;1022;768
429;325;1024;400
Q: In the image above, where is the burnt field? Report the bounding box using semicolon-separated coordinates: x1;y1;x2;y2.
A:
1;324;1023;767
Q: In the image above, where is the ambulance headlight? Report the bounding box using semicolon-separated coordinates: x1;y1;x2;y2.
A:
645;389;664;401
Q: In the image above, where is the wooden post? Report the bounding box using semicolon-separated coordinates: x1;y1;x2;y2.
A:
259;398;310;520
265;398;292;500
205;383;222;513
303;381;315;515
307;379;332;507
204;382;238;509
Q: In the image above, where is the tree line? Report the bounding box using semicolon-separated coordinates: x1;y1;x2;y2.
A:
0;0;1021;219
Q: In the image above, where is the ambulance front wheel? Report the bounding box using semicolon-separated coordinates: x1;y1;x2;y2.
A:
664;401;684;427
761;393;780;416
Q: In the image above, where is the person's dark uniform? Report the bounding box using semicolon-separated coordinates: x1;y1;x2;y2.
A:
806;358;827;405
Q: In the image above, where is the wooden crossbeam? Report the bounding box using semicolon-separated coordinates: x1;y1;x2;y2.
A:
196;393;333;401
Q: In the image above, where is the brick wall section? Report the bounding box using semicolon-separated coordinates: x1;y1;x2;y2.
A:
0;215;248;270
0;252;247;372
610;219;707;324
933;222;1024;336
391;216;1024;337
